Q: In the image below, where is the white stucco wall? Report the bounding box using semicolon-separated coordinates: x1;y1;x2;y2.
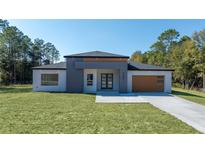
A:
33;69;66;92
127;71;172;93
97;69;120;91
83;69;97;93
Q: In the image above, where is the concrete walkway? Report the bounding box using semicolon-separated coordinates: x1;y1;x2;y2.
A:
96;92;145;103
96;92;205;133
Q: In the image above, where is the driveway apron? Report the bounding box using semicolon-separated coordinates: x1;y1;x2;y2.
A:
140;93;205;133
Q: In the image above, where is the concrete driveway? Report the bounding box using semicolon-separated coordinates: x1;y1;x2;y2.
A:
140;93;205;133
96;92;205;133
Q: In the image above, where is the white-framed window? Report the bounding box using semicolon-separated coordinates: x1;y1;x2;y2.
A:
41;74;58;86
87;74;93;86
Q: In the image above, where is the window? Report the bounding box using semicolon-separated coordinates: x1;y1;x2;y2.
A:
87;74;93;86
101;73;113;89
41;74;58;86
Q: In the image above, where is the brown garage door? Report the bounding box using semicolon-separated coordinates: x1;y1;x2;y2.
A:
132;75;164;92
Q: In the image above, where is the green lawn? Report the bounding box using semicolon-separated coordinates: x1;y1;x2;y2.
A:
0;85;199;134
172;87;205;106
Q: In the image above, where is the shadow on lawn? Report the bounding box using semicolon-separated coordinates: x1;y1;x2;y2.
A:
0;87;32;94
172;90;205;98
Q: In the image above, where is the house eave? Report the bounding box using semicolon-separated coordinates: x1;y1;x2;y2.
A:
32;68;66;70
64;56;129;58
128;69;174;71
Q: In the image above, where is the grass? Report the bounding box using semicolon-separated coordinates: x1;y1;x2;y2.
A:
0;85;199;134
172;87;205;106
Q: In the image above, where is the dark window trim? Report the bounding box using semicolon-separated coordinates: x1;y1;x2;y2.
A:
101;73;113;89
41;74;59;86
87;74;93;86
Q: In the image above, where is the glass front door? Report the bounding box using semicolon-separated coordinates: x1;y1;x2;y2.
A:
101;73;113;89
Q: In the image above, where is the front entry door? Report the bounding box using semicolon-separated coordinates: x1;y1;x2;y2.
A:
101;73;113;89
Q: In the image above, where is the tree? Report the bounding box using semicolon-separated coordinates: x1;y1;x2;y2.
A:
151;29;180;53
0;26;25;84
148;29;180;67
43;42;60;64
130;50;143;62
18;35;32;83
170;38;201;89
0;19;9;31
30;38;44;66
192;30;205;89
142;50;165;66
193;29;205;50
0;21;60;85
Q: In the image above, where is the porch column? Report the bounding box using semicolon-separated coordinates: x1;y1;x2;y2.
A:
119;67;127;93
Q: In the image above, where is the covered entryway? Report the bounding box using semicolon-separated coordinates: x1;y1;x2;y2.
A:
132;75;164;92
97;69;120;92
83;69;120;93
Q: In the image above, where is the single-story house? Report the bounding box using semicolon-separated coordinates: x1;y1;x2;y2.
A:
32;51;173;93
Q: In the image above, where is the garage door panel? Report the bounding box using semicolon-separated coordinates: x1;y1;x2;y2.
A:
132;75;164;92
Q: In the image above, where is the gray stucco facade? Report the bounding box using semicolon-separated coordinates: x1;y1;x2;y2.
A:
66;58;84;93
66;58;127;93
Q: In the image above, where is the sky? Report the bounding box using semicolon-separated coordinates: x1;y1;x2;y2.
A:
8;19;205;61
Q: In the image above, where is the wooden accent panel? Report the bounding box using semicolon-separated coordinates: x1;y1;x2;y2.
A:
132;75;164;92
83;58;128;62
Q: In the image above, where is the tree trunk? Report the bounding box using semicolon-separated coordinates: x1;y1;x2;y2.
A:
190;80;196;90
190;76;197;90
183;80;186;89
